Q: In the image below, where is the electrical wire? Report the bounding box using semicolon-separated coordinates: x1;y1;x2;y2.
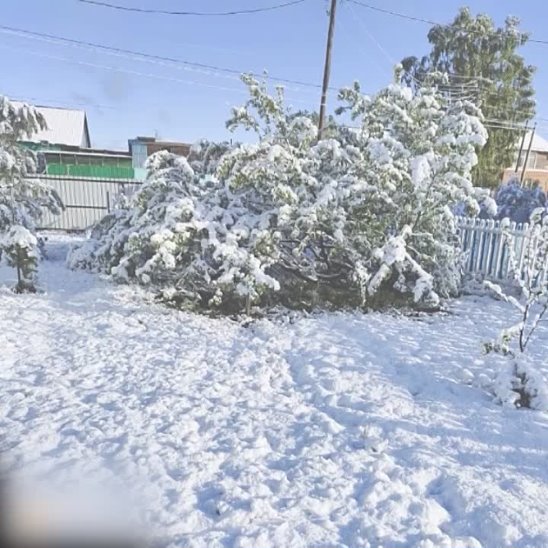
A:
0;43;316;108
347;0;548;45
0;24;334;92
345;7;538;126
0;28;325;98
77;0;307;16
347;1;394;66
9;94;118;110
345;6;539;130
347;0;436;25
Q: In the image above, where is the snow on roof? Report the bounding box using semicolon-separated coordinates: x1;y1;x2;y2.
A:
520;131;548;153
14;103;91;148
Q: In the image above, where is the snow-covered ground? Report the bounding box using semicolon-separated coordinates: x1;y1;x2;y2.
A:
1;234;547;548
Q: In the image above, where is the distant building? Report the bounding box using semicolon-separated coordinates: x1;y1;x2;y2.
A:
502;132;548;190
129;137;191;180
16;104;91;148
38;144;134;180
14;102;193;230
17;104;192;181
17;103;135;180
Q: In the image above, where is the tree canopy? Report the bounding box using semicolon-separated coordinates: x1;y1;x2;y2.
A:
401;7;536;188
0;96;63;291
69;74;490;313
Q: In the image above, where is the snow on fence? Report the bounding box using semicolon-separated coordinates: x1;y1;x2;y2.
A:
456;216;544;282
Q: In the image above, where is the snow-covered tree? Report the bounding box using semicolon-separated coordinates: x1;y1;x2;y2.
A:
484;210;548;410
0;96;63;291
335;72;489;304
70;73;488;313
401;7;536;188
69;144;279;313
0;225;39;292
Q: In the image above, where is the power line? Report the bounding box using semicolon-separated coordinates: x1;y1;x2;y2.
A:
77;0;307;16
0;24;335;92
347;0;548;45
345;6;541;124
0;28;324;98
7;93;118;111
345;1;431;91
347;0;436;26
345;3;496;94
0;43;317;107
347;1;394;67
339;13;541;126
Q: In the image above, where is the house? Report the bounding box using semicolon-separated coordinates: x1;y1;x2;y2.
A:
15;102;136;230
502;131;548;190
16;103;129;178
16;104;91;149
14;101;192;230
17;103;192;181
128;137;191;180
16;103;135;180
38;144;134;180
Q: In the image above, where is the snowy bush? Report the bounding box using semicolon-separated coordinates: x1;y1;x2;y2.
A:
68;144;279;312
483;176;546;223
0;96;63;291
0;225;39;292
484;210;548;410
334;75;488;304
70;74;488;313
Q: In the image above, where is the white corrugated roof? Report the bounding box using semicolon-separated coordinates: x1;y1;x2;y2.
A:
520;131;548;153
14;103;90;148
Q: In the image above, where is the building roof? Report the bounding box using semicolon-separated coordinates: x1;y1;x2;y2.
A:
520;131;548;153
14;103;91;148
128;136;191;149
39;142;130;157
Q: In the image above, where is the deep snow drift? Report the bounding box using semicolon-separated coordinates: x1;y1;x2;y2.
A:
1;235;547;548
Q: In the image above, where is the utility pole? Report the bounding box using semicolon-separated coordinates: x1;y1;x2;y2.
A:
318;0;337;139
514;120;529;173
520;122;536;185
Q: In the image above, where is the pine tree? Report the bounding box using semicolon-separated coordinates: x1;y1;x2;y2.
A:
0;96;63;291
401;7;535;188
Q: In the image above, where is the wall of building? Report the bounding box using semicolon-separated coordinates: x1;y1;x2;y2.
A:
20;142;136;180
43;150;134;180
46;162;135;179
502;167;548;191
145;142;190;157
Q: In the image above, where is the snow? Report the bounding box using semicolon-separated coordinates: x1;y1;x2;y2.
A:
1;234;548;548
0;224;38;249
12;102;90;148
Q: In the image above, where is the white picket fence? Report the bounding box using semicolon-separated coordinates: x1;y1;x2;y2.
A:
456;217;544;282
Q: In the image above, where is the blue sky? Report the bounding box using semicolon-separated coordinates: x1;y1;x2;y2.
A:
3;0;548;150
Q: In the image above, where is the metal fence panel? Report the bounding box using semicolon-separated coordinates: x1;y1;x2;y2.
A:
34;175;141;231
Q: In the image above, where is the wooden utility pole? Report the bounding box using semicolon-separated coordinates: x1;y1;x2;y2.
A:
520;123;536;185
514;120;529;173
318;0;337;139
